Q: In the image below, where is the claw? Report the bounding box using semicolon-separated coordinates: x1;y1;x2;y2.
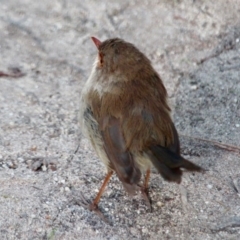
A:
88;202;109;223
75;192;110;223
141;188;153;212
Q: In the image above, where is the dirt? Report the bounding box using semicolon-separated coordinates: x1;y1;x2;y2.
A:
0;0;240;239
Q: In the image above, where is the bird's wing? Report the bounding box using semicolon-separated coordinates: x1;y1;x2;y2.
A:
100;115;141;194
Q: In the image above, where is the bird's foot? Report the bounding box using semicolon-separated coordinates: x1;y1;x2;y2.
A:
140;187;153;212
75;192;109;223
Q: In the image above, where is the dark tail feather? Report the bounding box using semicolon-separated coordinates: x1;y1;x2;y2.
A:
148;145;203;183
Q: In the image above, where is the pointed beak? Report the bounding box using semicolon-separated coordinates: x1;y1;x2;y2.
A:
91;36;101;49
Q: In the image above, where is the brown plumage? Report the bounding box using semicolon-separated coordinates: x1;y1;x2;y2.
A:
80;37;203;220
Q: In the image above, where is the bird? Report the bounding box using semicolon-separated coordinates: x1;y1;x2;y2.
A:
79;36;203;220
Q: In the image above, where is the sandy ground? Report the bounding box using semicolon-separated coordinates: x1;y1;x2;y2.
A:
0;0;240;239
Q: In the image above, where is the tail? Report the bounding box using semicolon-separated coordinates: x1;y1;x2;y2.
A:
148;145;203;183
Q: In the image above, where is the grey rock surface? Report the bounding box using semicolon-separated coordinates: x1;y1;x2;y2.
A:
0;0;240;239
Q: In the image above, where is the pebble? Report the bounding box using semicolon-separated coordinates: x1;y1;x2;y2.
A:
42;165;47;171
9;121;15;127
157;201;164;207
190;85;198;90
65;187;70;192
207;184;213;189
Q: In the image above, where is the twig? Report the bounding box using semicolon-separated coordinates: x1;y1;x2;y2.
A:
0;70;25;78
180;134;240;154
211;216;240;232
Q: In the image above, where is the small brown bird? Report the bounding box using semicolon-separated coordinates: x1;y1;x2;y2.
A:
80;37;202;220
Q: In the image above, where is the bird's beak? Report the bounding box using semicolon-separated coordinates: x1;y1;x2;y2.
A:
91;37;101;49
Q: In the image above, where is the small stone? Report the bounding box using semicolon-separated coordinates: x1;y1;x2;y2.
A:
9;121;15;127
42;165;47;171
190;85;198;90
65;187;70;192
236;124;240;128
30;146;37;151
207;184;213;189
157;201;164;207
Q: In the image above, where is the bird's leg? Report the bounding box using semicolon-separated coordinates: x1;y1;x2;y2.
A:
79;171;113;222
90;170;113;210
141;169;152;211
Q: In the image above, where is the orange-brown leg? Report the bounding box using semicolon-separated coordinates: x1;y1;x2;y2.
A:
141;169;152;211
143;169;151;190
79;171;113;222
90;170;113;210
